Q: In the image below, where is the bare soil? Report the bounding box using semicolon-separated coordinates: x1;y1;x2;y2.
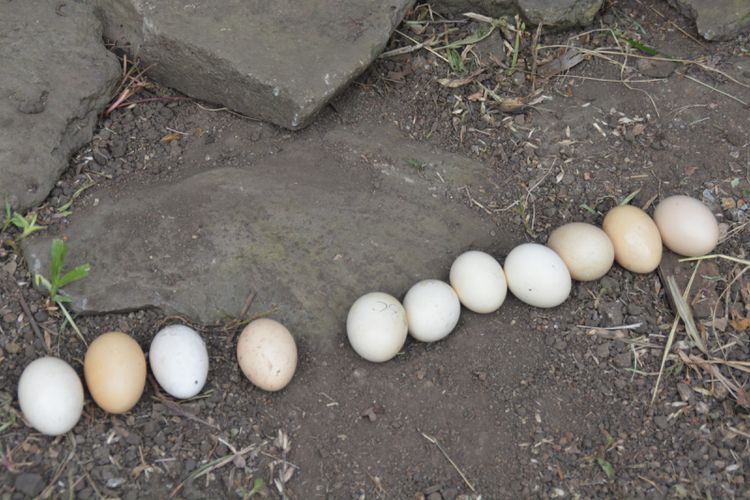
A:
2;1;750;498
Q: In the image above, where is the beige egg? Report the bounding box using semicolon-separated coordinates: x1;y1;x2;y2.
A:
654;195;719;257
602;205;663;273
548;222;615;281
237;319;297;392
84;332;146;414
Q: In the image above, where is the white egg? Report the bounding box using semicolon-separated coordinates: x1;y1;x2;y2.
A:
504;243;571;308
347;292;408;362
403;280;461;342
18;357;84;436
449;250;507;313
149;325;209;399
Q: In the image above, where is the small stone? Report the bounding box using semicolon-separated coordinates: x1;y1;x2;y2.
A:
5;341;20;354
654;416;670;429
106;477;126;489
613;352;631;368
596;343;610;358
14;473;44;497
676;383;694;401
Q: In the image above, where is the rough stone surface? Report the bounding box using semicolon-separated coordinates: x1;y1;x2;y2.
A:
667;0;750;41
430;0;602;28
91;0;414;129
0;1;119;212
23;125;499;341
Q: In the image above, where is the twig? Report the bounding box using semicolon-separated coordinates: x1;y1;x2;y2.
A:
530;23;543;91
679;254;750;267
420;431;476;492
680;73;748;106
239;289;257;321
18;296;45;349
576;323;643;331
651;262;700;405
395;30;450;63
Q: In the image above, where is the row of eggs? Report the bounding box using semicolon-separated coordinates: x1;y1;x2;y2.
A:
18;318;298;436
16;195;717;434
346;195;719;362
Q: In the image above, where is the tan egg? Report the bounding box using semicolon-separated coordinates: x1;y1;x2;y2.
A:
84;332;146;414
548;223;615;281
602;205;663;273
654;195;719;257
237;319;297;392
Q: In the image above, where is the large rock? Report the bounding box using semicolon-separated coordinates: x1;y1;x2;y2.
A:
23;125;505;341
431;0;602;29
91;0;414;130
667;0;750;41
0;2;120;212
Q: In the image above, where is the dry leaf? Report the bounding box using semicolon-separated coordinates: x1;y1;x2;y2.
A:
161;132;182;143
498;97;527;114
537;48;585;78
730;317;750;332
436;68;485;88
737;386;750;408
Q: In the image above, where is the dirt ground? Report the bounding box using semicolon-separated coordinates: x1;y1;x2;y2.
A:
2;1;750;498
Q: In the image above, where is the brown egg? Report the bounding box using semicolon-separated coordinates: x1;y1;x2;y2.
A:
602;205;663;273
237;319;297;392
84;332;146;414
547;222;614;281
654;195;719;257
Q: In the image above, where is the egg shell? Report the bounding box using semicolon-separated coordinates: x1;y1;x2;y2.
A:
347;292;408;362
84;332;146;414
504;243;571;308
18;357;83;436
403;280;461;343
237;319;297;392
654;195;719;257
602;205;663;273
449;250;507;313
150;325;209;399
547;222;615;281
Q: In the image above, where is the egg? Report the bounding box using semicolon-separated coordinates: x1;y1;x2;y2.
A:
84;332;146;414
17;357;83;435
654;195;719;257
347;292;408;362
547;222;615;281
504;243;571;308
149;325;209;399
449;250;507;313
403;280;461;342
602;205;663;273
237;318;297;391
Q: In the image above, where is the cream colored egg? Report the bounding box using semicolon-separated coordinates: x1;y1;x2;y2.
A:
602;205;663;273
18;357;84;436
403;280;461;343
449;251;507;313
347;292;408;362
84;332;146;414
504;243;571;308
237;319;297;392
654;195;719;257
547;222;615;281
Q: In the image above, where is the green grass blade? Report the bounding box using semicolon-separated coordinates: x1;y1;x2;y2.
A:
57;264;91;289
50;239;67;284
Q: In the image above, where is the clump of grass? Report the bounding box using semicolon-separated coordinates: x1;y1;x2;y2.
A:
2;202;46;239
34;239;91;344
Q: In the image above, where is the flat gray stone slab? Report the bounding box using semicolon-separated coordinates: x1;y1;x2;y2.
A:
0;1;119;212
430;0;602;29
667;0;750;40
24;127;500;340
93;0;413;129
